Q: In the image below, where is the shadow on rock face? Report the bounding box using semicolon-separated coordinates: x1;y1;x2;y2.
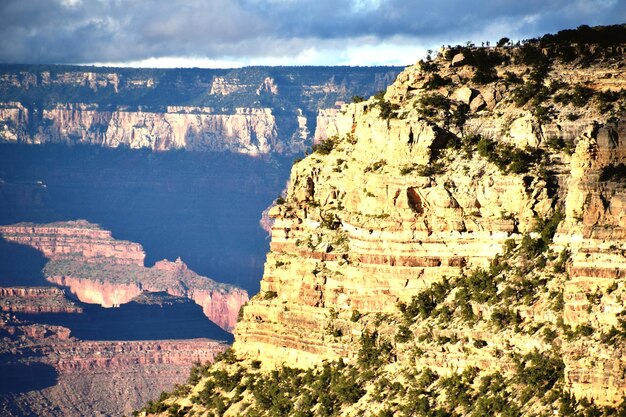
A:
16;292;234;343
0;361;58;394
0;238;48;286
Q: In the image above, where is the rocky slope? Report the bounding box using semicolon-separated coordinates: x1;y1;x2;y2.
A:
0;287;83;313
0;220;145;265
0;66;401;155
0;313;228;417
139;26;626;416
0;220;248;331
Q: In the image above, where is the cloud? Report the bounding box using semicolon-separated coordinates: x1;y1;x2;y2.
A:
0;0;623;66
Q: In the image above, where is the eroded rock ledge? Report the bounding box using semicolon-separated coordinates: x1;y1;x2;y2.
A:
0;220;248;332
0;313;228;417
232;41;626;407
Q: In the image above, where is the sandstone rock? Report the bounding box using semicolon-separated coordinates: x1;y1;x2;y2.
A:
453;86;475;104
451;53;466;67
0;221;248;332
508;115;542;147
469;94;487;112
480;85;504;110
231;44;626;408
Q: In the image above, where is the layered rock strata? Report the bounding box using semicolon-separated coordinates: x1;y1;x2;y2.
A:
0;287;82;313
233;43;626;406
0;66;402;155
0;313;228;417
0;220;144;265
0;221;248;332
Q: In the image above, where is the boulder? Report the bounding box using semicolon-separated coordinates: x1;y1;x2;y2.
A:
453;86;475;104
469;94;487;112
451;53;466;67
509;115;541;147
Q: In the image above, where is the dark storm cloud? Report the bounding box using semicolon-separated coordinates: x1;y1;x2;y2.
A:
0;0;624;64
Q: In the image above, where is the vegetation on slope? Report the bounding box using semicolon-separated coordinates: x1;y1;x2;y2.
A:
134;23;626;417
135;227;625;416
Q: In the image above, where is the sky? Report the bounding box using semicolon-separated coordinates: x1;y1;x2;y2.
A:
0;0;624;68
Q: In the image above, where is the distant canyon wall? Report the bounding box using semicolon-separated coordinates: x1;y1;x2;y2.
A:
0;102;289;155
0;65;402;155
0;287;83;314
0;221;248;332
0;314;228;417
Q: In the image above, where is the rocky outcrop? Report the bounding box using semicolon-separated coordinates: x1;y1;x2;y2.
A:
0;220;144;265
0;287;82;313
231;41;626;407
0;221;248;332
29;104;283;155
47;259;249;332
0;313;227;417
0;65;403;155
551;120;626;403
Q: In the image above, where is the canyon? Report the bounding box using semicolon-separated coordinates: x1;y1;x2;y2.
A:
144;27;626;417
0;312;228;417
0;220;248;332
0;64;407;416
0;222;240;416
0;65;401;155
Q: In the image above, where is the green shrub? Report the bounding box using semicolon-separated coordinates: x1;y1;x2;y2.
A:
511;61;550;106
263;290;278;300
543;327;558;343
457;267;501;304
553;249;570;273
473;339;488;348
574;324;594;337
364;159;387;173
395;325;413;343
554;84;594;107
497;37;510;47
514;350;564;395
320;212;341;230
313;137;336;155
490;307;522;329
475;135;539;174
532;104;554;124
358;331;394;369
545;135;575;155
372;91;400;119
419;59;439;73
416;93;451;118
350;309;362;322
424;73;450;89
398;279;451;321
520;234;544;258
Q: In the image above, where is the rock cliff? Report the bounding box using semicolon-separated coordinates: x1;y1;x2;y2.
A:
143;26;626;416
0;220;145;264
0;220;248;332
0;66;402;155
0;313;228;417
0;287;83;313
